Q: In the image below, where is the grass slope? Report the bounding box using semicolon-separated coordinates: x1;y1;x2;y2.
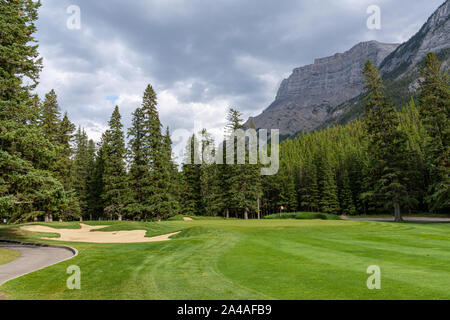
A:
0;219;449;300
0;248;21;266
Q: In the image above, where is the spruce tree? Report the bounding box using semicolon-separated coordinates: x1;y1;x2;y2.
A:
56;112;76;190
278;169;297;213
160;126;180;218
299;156;320;212
90;141;106;219
72;127;90;217
102;106;128;220
128;85;177;220
0;0;42;122
85;139;98;220
41;89;61;142
317;151;340;214
142;85;174;220
339;169;356;215
126;107;147;219
181;134;202;216
0;0;69;222
362;61;413;221
418;53;450;212
199;129;224;216
225;108;262;219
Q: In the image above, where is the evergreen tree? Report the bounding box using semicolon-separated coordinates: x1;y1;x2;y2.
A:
418;53;450;212
339;169;356;215
299;156;320;212
56;112;76;190
0;0;70;222
181;134;202;216
0;0;42;122
317;151;340;214
141;85;174;219
85;139;98;220
225;108;262;219
127;85;177;220
90;141;106;219
41;89;61;142
126;107;146;218
199;129;224;216
160;126;180;217
102;106;128;219
362;61;414;221
279;169;297;213
72;127;90;218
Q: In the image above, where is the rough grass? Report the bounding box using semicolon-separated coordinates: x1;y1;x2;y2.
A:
0;219;449;300
0;248;21;266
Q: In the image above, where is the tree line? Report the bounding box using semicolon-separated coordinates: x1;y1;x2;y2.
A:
1;0;448;223
260;57;449;220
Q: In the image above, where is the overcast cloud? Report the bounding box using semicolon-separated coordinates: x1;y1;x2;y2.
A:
34;0;444;159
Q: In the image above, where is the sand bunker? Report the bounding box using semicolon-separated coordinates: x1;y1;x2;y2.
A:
183;217;193;221
20;224;180;244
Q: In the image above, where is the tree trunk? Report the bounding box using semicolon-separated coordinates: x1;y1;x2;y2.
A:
394;203;403;222
44;215;49;222
80;216;83;222
49;214;53;222
257;198;261;220
226;208;229;219
244;207;249;220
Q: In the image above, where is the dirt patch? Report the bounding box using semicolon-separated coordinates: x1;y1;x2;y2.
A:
20;224;180;244
183;217;193;221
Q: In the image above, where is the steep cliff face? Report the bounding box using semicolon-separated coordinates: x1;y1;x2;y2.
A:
248;0;449;136
325;0;450;128
248;41;399;135
380;0;449;76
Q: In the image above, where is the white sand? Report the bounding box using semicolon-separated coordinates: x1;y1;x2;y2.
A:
20;223;180;244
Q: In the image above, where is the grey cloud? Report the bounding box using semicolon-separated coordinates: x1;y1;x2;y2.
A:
35;0;445;139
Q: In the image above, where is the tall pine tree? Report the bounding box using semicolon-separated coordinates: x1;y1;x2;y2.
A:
418;53;450;212
102;106;128;220
0;0;70;222
362;61;414;221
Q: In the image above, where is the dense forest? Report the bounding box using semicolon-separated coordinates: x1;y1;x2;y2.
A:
0;1;448;223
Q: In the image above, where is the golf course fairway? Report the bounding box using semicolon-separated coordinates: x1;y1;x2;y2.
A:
0;218;449;300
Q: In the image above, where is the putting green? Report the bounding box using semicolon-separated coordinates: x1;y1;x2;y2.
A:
0;219;449;300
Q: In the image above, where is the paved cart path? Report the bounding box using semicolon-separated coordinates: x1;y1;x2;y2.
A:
0;243;76;286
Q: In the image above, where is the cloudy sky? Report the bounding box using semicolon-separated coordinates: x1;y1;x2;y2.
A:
34;0;444;159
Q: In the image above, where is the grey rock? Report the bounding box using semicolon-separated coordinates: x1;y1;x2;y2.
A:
248;0;449;136
248;41;398;135
380;0;449;76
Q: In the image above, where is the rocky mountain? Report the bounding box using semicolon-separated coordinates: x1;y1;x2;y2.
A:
248;0;449;137
380;0;449;75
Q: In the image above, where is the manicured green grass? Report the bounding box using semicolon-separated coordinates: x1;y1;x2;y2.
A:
0;248;21;266
349;213;450;218
263;212;341;220
0;219;450;299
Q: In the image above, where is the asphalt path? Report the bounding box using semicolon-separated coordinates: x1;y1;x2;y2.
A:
0;242;77;286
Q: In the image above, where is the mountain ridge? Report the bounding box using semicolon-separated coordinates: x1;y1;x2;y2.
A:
247;0;450;137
